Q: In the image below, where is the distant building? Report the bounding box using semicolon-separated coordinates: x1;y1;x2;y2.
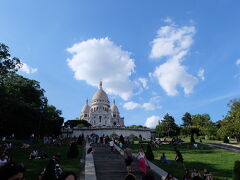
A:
79;81;124;127
62;81;152;139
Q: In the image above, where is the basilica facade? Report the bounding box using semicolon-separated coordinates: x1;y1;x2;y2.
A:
79;81;124;127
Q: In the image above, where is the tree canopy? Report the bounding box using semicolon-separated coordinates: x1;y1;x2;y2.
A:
156;113;179;137
218;99;240;142
0;43;63;138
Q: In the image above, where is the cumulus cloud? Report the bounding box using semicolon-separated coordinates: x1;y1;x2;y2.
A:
19;62;37;74
150;21;199;96
145;115;161;128
67;38;136;100
123;101;141;110
137;78;148;89
198;68;205;81
123;96;161;111
236;59;240;65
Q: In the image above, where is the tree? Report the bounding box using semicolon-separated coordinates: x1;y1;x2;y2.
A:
233;160;240;180
155;114;179;137
0;43;63;138
64;120;91;128
191;114;215;137
67;142;79;158
145;144;154;161
218;99;240;142
182;112;192;128
0;43;22;77
42;159;57;180
119;134;124;144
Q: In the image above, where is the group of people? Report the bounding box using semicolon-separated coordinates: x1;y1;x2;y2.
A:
123;145;156;180
182;168;213;180
29;150;48;160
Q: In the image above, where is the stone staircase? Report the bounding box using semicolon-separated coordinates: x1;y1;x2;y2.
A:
93;144;159;180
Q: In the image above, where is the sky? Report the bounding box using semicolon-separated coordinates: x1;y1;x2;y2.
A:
1;0;240;128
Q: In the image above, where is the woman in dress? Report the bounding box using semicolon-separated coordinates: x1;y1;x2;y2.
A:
137;148;147;174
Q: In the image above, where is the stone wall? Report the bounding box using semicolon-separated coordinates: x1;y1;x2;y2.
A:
64;127;151;139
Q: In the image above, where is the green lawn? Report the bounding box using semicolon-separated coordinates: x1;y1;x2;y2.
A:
9;140;83;180
129;142;240;180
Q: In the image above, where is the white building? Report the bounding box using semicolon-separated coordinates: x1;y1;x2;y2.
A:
63;81;152;139
79;81;124;127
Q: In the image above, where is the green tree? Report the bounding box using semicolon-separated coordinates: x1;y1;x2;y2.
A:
42;159;57;180
0;43;63;138
67;142;79;158
145;144;154;161
218;99;240;142
182;112;192;128
233;160;240;180
156;114;179;137
0;43;22;77
191;114;216;137
64;120;91;128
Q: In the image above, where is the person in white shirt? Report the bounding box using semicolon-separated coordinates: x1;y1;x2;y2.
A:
109;140;114;152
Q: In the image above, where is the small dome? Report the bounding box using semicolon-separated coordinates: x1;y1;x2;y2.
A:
82;99;90;113
92;81;109;103
110;99;119;113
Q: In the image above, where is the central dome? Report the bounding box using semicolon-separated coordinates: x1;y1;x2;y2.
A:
91;81;109;104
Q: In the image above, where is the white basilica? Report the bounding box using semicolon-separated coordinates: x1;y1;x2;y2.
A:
79;81;124;127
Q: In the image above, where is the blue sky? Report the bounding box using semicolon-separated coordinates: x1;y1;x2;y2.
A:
1;0;240;127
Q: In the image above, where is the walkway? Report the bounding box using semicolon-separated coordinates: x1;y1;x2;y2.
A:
92;144;159;180
205;143;240;152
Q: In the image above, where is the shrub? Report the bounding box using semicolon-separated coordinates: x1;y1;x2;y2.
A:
119;134;124;144
67;142;79;158
190;134;195;144
233;160;240;180
42;159;57;180
223;136;229;143
77;135;83;145
145;144;154;161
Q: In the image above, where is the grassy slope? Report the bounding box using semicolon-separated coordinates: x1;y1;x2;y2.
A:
9;140;82;180
130;142;240;180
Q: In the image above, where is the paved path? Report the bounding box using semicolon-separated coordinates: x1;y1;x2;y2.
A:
205;143;240;152
92;144;160;180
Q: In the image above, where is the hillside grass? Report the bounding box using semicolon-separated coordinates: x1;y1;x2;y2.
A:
8;139;83;180
130;141;240;180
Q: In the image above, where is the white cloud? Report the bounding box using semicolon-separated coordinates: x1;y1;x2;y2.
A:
150;21;199;96
236;59;240;65
123;97;161;111
19;62;37;74
67;38;136;100
145;115;161;128
123;101;141;110
142;103;156;111
198;68;205;81
137;78;148;89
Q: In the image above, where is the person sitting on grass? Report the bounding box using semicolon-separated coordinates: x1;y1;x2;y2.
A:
55;164;63;179
29;150;38;159
191;168;201;180
182;168;191;180
160;153;168;164
203;168;213;180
